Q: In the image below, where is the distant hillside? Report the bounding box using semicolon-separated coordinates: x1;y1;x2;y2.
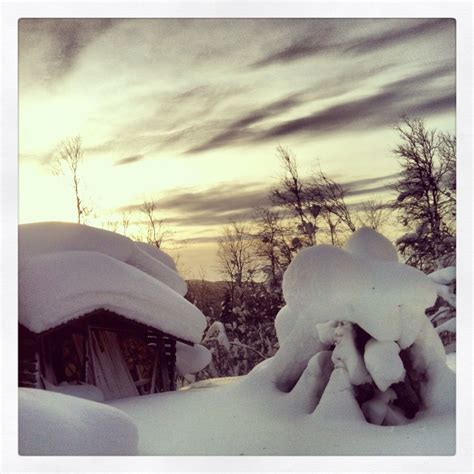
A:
185;279;229;316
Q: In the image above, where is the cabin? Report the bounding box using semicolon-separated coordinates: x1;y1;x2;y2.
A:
19;222;210;400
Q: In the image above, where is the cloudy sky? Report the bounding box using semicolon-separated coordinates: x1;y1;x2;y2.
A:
19;18;455;278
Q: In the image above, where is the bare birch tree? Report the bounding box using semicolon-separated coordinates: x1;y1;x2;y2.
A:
51;136;91;223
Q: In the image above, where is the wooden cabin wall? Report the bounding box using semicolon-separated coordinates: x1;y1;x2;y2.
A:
19;310;183;396
18;325;41;388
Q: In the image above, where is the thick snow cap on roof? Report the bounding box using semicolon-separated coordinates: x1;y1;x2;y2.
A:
282;231;437;344
19;250;206;342
135;241;177;271
19;222;187;295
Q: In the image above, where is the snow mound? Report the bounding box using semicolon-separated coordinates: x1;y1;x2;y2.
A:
176;343;212;375
41;379;105;402
428;266;455;285
274;304;298;345
364;340;405;392
344;226;399;262
282;244;437;342
19;388;138;455
332;321;371;386
19;222;186;295
19;250;206;342
244;229;453;428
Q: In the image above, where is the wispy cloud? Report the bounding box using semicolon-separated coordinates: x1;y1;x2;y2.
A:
119;172;398;228
251;19;453;68
344;19;452;55
19;19;120;87
184;62;454;154
114;154;145;166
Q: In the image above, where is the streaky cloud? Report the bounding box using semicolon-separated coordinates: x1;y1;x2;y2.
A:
344;19;453;55
114;154;145;166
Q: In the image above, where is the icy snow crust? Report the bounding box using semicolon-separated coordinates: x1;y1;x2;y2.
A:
19;250;206;343
19;388;138;455
19;222;187;295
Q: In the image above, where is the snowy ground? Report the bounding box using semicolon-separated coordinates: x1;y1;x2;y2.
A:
109;363;455;456
108;230;456;456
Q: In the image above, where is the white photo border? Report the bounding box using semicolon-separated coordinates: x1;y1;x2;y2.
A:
2;1;472;472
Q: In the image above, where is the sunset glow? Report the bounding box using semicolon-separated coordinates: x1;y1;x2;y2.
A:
19;18;455;278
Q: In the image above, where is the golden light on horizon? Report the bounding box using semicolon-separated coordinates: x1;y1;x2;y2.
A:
19;18;455;278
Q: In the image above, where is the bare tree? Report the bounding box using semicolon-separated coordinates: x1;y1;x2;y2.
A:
270;145;319;246
51;136;91;223
140;200;172;249
120;210;131;236
252;208;293;291
356;199;392;233
217;221;256;304
270;146;355;247
308;167;356;245
393;117;456;271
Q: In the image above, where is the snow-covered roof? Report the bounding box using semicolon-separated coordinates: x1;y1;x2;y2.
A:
18;222;205;342
135;241;177;272
19;222;187;296
19;250;206;342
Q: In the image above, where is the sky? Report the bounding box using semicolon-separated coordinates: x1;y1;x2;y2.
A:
18;18;455;279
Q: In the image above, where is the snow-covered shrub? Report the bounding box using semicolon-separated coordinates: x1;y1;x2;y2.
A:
196;285;281;379
426;265;456;352
243;227;454;426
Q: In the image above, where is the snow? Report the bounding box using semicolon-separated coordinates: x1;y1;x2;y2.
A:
135;241;178;271
428;266;456;285
274;304;297;344
435;317;456;333
203;321;231;350
18;226;455;456
108;371;454;455
19;221;133;265
41;379;105;402
435;283;456;307
446;352;456;372
19;222;186;295
127;244;187;296
176;342;212;375
19;250;206;342
19;388;138;455
343;226;399;262
331;322;371;386
281;243;437;343
363;340;405;392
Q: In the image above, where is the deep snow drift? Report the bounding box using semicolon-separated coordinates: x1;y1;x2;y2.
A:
110;228;455;455
19;388;138;455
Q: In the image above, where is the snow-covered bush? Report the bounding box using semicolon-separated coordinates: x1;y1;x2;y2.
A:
244;227;455;426
426;265;456;352
197;285;280;379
